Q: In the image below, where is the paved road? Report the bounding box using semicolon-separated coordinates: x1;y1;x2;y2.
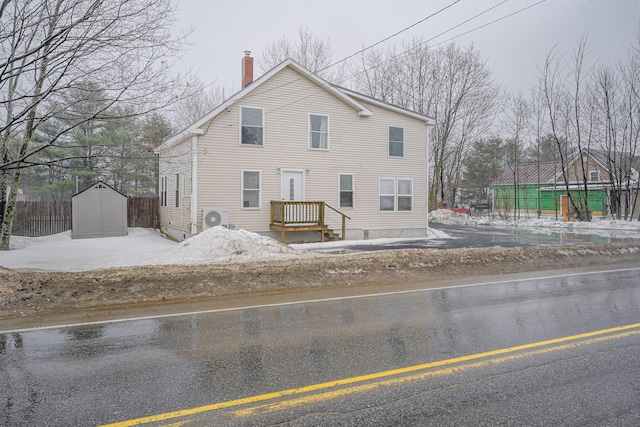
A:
340;222;640;252
1;264;639;426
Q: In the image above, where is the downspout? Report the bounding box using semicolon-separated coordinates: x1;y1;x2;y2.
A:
190;131;203;234
425;119;432;234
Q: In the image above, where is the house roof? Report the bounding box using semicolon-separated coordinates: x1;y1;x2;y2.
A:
493;162;561;185
156;59;434;153
588;149;640;178
493;150;640;186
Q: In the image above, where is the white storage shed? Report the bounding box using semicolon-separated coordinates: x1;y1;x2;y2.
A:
71;181;128;239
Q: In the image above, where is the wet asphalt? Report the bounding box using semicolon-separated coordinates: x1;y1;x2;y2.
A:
1;264;640;426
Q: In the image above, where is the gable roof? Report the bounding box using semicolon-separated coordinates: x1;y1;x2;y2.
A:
493;149;640;186
156;59;434;153
72;181;127;198
493;162;561;185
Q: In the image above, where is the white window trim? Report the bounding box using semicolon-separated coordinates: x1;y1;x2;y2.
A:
338;173;355;209
308;113;329;150
397;178;413;212
240;106;265;146
388;125;405;158
160;175;167;207
378;177;413;212
241;169;262;209
379;178;395;212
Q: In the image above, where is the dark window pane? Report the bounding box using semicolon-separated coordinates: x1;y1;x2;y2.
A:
380;195;394;211
398;196;412;211
340;191;353;208
389;126;403;142
242;126;263;145
389;141;403;157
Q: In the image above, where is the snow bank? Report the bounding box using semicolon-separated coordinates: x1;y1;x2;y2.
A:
162;226;303;264
429;209;474;225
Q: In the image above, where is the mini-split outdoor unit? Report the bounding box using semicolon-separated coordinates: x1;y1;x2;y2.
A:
202;208;229;229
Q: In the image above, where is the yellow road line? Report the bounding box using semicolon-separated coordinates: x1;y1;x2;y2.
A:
235;328;640;417
100;322;640;427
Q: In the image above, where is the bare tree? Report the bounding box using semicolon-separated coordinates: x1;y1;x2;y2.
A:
172;78;227;132
259;27;346;83
351;40;497;208
619;39;640;220
540;36;595;221
0;0;192;249
501;92;531;219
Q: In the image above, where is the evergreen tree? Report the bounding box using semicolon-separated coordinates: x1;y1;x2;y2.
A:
461;137;506;201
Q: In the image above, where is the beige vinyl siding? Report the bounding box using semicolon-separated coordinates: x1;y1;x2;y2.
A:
158;139;192;233
164;65;428;237
565;156;609;184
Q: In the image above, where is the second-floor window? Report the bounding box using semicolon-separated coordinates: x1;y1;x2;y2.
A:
589;171;600;182
309;114;329;149
389;126;404;157
241;107;264;145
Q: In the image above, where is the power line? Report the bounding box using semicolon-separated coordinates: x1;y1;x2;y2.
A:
175;0;547;138
324;0;463;70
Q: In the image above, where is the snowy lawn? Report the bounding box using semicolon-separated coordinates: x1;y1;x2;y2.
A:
1;211;639;272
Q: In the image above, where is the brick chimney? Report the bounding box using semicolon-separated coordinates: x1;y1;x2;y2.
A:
241;51;253;88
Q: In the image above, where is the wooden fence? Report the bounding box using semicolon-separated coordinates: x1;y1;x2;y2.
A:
12;200;72;237
11;196;159;237
127;196;159;229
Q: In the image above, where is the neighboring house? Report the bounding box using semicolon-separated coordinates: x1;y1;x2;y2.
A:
71;181;128;239
492;151;639;219
155;52;434;242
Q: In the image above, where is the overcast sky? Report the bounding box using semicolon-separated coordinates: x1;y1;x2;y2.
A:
173;0;639;95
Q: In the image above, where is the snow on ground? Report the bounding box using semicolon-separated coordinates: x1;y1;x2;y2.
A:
1;227;312;272
429;209;640;239
165;227;303;264
2;212;639;272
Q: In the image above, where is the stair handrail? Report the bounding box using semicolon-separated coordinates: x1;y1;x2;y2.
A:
323;203;351;240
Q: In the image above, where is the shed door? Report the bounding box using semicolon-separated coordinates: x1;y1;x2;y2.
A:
281;171;304;201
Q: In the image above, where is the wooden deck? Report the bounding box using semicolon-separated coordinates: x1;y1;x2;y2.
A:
269;201;350;242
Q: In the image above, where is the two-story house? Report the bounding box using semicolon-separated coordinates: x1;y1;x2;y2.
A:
155;52;434;242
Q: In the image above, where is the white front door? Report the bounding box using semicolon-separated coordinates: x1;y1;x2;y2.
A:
281;171;304;201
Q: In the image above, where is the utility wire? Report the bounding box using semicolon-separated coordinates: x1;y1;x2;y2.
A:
171;0;546;140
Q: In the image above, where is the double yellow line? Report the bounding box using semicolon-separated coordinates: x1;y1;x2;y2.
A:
102;322;640;426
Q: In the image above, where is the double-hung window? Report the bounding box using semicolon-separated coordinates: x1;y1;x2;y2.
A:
379;179;395;211
241;107;264;145
175;173;180;208
589;171;600;182
242;170;261;208
397;179;412;211
339;174;354;208
309;114;329;149
160;176;167;207
379;178;413;212
389;126;404;157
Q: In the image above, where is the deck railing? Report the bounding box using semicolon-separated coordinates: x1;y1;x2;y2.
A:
270;201;350;242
